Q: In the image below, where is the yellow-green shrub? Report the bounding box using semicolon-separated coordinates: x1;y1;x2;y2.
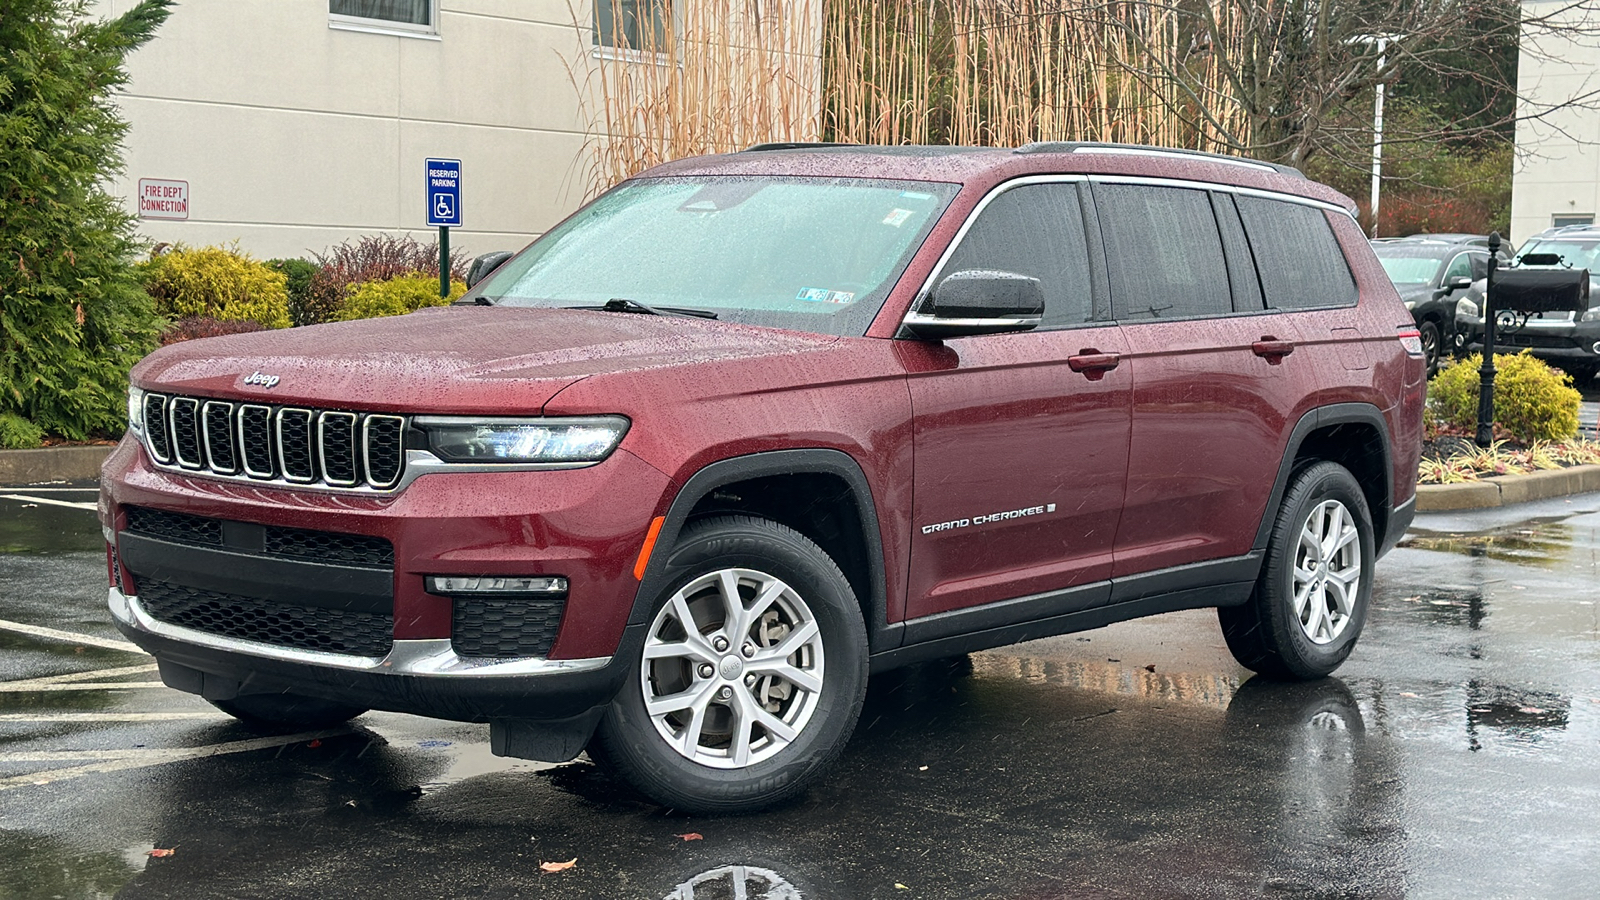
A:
1428;352;1581;443
140;243;291;329
333;273;466;321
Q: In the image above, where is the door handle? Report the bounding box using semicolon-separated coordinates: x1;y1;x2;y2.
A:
1067;349;1120;381
1252;337;1295;364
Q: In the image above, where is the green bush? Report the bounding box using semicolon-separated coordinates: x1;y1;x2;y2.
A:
333;273;466;322
140;243;291;329
0;0;172;448
1428;352;1581;443
267;257;318;327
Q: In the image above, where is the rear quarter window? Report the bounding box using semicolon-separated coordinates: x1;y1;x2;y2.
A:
1236;196;1358;309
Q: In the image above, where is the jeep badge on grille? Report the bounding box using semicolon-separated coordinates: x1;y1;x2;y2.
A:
242;371;281;389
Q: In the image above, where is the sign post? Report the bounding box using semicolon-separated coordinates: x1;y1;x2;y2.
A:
1475;232;1500;447
425;158;462;299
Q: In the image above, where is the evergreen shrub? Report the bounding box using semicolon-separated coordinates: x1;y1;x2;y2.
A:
334;274;466;321
1428;352;1581;443
140;243;291;329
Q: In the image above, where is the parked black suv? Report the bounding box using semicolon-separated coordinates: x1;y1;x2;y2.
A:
1457;227;1600;382
1371;234;1497;372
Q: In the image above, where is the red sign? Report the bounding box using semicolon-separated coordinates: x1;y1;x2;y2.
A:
137;178;189;220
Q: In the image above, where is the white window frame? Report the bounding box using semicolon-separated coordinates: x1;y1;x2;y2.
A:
591;0;674;64
329;0;440;40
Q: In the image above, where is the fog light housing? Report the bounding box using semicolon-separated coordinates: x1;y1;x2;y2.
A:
426;575;568;595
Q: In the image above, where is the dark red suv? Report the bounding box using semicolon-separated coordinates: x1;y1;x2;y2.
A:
102;143;1424;813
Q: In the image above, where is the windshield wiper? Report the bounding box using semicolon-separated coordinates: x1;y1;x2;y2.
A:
569;298;718;319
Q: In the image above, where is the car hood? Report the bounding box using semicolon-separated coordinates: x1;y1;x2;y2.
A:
131;307;842;415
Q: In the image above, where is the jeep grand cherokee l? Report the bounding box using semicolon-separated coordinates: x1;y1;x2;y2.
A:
102;143;1424;813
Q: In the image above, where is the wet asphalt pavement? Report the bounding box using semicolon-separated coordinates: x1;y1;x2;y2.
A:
2;483;1599;899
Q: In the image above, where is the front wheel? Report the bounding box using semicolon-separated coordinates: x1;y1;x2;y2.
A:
1419;320;1442;375
590;515;868;814
1219;461;1374;680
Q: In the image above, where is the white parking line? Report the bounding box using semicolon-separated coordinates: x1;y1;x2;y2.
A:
0;494;98;511
0;619;145;654
0;728;354;791
0;712;223;722
3;664;160;687
0;682;164;692
1;487;100;493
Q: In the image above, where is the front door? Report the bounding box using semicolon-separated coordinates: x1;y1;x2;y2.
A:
902;181;1131;620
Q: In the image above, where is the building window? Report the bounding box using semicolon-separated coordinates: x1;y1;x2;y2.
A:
594;0;668;53
1553;214;1594;228
330;0;435;35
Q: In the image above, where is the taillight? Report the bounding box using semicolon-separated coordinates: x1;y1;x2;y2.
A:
1397;326;1423;357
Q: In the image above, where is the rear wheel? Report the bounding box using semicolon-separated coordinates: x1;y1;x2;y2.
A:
1220;461;1374;680
1419;320;1442;375
210;693;367;732
590;515;867;814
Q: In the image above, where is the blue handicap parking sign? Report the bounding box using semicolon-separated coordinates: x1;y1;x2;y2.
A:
425;158;462;227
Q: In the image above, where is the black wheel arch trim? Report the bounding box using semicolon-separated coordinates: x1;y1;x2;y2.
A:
1253;402;1395;553
627;449;899;653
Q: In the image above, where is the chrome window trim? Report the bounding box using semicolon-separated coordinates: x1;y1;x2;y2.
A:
362;414;406;490
200;400;238;475
317;411;361;487
237;404;277;479
168;397;204;469
901;172;1356;333
275;407;318;483
142;393;172;464
110;587;609;677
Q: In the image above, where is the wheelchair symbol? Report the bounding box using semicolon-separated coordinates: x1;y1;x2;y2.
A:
432;193;456;221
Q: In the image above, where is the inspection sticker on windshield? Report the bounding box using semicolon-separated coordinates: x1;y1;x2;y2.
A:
882;208;914;227
797;288;856;304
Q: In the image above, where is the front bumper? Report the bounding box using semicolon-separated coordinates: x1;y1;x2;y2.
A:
110;585;636;722
1456;314;1600;364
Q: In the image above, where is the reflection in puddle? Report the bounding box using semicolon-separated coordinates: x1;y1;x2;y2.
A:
1465;681;1569;752
973;654;1238;709
1400;521;1572;567
1392;587;1490;630
663;864;802;900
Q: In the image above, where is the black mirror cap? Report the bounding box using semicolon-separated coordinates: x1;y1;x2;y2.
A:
898;269;1045;340
466;251;514;290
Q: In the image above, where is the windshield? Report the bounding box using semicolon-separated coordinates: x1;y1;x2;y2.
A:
1517;239;1600;271
1372;244;1447;285
472;176;959;336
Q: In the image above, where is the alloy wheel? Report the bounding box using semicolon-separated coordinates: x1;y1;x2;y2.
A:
1292;499;1362;644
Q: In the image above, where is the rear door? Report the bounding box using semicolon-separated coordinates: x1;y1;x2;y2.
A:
1098;181;1310;579
901;179;1131;620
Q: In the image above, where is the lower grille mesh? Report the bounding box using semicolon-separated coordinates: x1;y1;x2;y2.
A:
452;596;566;659
140;579;393;657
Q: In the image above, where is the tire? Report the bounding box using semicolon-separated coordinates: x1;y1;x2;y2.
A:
590;515;868;814
1219;461;1374;680
210;693;368;732
1419;320;1441;375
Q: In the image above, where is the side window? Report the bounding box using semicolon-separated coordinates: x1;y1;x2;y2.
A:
1236;197;1358;309
329;0;435;34
595;0;668;52
938;184;1094;330
1095;184;1232;320
1444;252;1475;282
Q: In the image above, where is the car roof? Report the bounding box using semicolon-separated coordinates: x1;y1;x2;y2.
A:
636;142;1354;211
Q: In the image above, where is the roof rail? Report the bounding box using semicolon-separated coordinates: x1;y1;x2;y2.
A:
1014;141;1304;178
742;142;861;152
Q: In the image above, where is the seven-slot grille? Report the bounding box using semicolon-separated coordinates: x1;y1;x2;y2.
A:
141;392;405;490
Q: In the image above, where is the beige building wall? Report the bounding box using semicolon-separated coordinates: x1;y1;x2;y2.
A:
1512;0;1600;245
95;0;605;262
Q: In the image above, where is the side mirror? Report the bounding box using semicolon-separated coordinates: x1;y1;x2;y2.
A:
466;251;513;289
898;269;1044;340
1447;276;1473;292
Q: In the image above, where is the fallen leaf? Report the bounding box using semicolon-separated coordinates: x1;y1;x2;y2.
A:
1107;657;1120;663
896;884;910;890
1402;596;1421;602
308;739;322;748
918;765;928;771
1519;707;1547;715
1400;692;1419;698
677;833;703;842
148;848;176;858
540;858;577;873
1143;664;1156;673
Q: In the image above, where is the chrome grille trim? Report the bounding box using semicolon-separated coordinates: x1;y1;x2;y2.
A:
136;392;412;492
317;411;360;486
201;400;238;474
169;398;203;469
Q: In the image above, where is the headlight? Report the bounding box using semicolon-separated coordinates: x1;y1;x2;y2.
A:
127;385;145;439
1403;300;1416;311
413;416;629;464
1583;307;1600;322
1457;297;1479;318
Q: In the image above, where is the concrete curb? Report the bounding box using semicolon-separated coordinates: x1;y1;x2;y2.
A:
0;446;114;485
1416;464;1600;511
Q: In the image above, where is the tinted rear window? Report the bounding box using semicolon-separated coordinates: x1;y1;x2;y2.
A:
1237;197;1357;309
1097;184;1232;320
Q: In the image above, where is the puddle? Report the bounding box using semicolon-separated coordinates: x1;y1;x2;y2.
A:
1400;522;1574;568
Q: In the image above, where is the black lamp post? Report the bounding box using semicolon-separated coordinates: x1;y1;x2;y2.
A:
1475;232;1501;447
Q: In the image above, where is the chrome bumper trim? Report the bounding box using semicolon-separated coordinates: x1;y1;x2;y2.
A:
107;587;609;677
